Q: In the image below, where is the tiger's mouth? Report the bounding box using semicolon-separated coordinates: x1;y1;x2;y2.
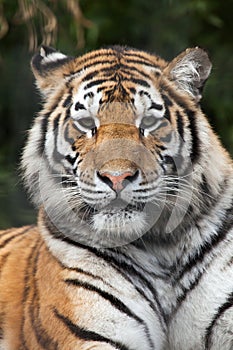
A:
100;199;145;213
80;199;145;219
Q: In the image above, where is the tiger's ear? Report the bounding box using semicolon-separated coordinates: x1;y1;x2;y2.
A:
164;47;212;101
31;46;74;96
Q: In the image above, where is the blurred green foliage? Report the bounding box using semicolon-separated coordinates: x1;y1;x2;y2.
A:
0;0;232;228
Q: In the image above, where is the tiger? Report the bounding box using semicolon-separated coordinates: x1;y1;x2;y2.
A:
0;44;233;350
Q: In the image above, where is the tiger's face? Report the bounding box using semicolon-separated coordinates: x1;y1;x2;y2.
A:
22;46;212;247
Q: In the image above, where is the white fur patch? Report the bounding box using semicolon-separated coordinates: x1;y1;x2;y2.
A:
171;58;201;96
41;51;67;64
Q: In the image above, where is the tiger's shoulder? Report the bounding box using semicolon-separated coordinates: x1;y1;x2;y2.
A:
0;225;40;250
0;226;42;289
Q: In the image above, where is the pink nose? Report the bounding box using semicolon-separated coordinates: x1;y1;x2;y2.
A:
98;171;138;192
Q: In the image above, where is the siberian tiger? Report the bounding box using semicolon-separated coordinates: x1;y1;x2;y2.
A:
0;45;233;350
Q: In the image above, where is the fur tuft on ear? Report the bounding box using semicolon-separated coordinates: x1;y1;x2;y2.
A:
31;46;74;96
164;47;212;101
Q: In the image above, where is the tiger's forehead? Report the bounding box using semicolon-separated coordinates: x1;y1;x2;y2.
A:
68;46;167;80
68;47;166;124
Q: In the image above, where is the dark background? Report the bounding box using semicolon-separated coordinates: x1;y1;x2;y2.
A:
0;0;232;228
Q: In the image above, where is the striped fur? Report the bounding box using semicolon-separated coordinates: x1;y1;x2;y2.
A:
0;45;233;349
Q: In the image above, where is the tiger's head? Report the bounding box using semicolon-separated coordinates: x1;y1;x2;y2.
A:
22;45;213;247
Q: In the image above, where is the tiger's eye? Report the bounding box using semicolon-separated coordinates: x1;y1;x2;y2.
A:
140;115;157;129
77;117;96;130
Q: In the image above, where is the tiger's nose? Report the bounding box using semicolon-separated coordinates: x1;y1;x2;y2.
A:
97;170;139;192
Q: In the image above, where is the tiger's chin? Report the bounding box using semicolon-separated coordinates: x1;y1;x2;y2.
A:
90;208;149;247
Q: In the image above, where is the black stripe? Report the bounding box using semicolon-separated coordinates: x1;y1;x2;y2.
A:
37;90;66;155
0;231;33;279
67;59;114;78
81;64;151;81
54;309;130;350
0;226;34;249
164;105;171;122
123;50;157;63
53;112;60;131
176;110;184;141
64;105;71;121
60;263;115;289
20;238;41;349
163;155;176;171
139;91;163;111
52;113;64;163
161;85;200;163
0;318;3;340
168;176;228;275
71;53;117;72
84;91;94;99
0;253;10;279
174;269;202;309
161;93;173;107
65;154;78;166
65;278;148;327
157;144;167;151
38;113;49;154
199;174;215;209
61;176;77;188
42;213;166;329
75;102;86;110
205;290;233;349
84;263;160;325
68;51;158;79
82;70;100;82
129;87;136;94
173;200;233;311
161;94;173;122
124;58;159;69
63;238;166;327
29;244;59;350
177;200;233;281
186;109;200;163
84;76;151;90
60;256;165;337
84;79;109;90
126;77;150;88
149;102;163;111
116;64;152;80
62;92;73;108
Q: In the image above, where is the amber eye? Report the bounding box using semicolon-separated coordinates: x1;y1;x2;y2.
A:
140;115;158;130
76;117;96;130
